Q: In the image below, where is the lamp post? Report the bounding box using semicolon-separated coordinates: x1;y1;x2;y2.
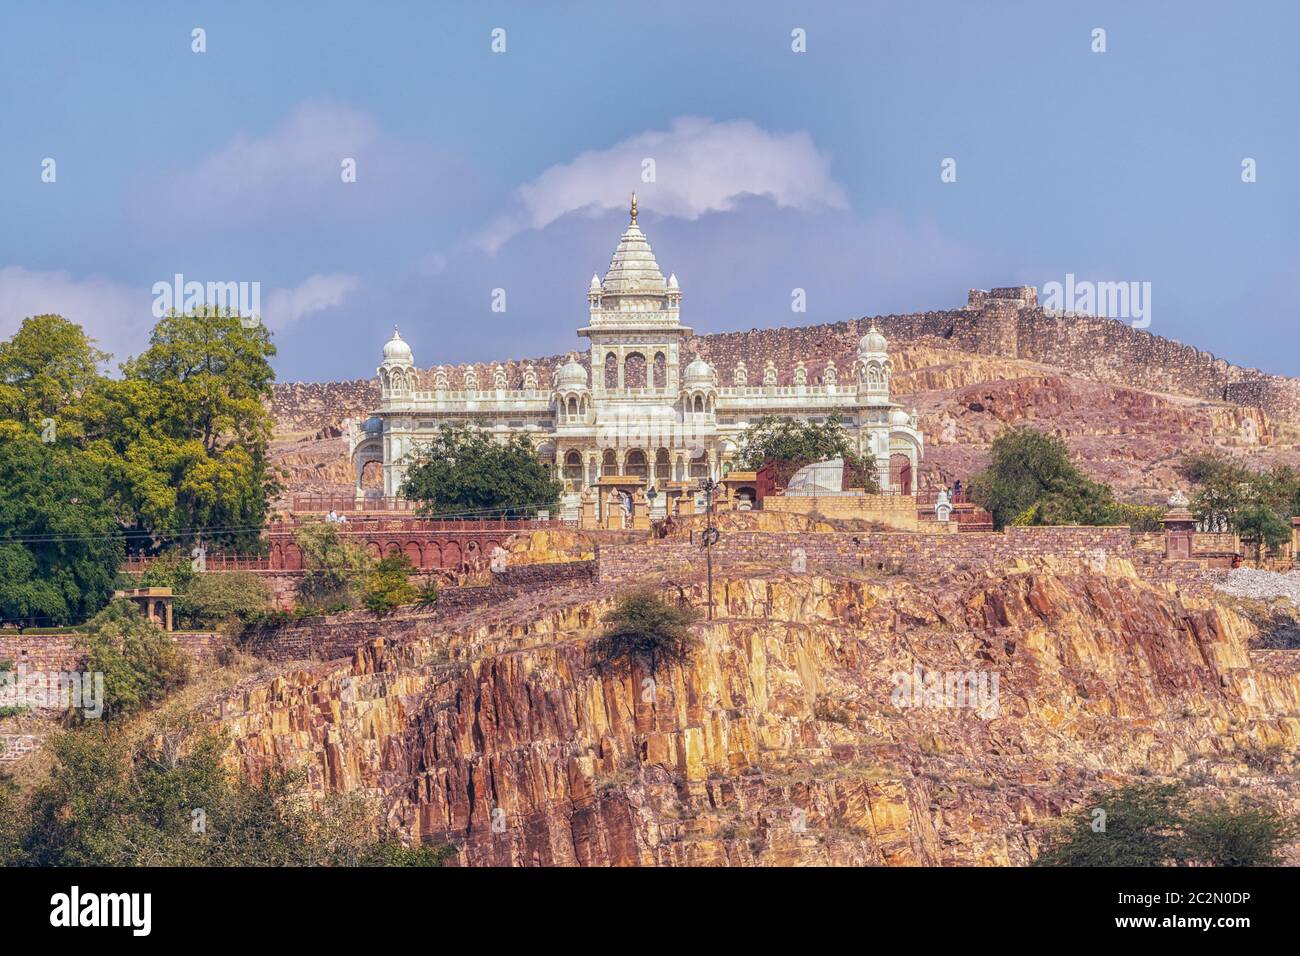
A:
701;478;719;620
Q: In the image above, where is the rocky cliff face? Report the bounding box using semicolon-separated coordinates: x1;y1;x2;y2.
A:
201;563;1300;866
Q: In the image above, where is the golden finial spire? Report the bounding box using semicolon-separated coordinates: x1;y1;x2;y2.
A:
630;192;638;224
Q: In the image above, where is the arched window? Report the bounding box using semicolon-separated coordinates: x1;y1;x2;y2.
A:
624;352;646;388
602;449;617;474
604;352;618;389
566;396;577;416
689;451;708;479
564;450;583;482
653;352;667;388
693;395;704;414
654;448;671;481
625;449;648;480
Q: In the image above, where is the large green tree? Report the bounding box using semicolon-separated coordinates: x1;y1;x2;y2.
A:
0;314;108;436
400;423;563;518
1179;453;1299;558
970;427;1153;530
78;308;279;550
0;437;123;627
735;414;879;491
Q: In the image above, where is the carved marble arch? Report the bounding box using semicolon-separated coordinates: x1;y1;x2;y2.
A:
601;449;617;474
624;351;647;388
604;352;619;388
351;435;384;494
566;396;578;416
653;352;667;388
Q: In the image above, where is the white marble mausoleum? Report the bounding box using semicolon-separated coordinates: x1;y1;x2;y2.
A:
351;196;923;514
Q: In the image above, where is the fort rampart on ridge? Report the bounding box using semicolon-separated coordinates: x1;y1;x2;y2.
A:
270;288;1300;432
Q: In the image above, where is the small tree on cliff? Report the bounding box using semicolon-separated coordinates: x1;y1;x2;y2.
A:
295;519;370;611
1035;782;1298;867
593;589;700;670
400;423;563;518
362;553;418;615
76;600;188;721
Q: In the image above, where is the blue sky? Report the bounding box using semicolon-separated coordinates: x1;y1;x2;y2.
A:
1;0;1296;380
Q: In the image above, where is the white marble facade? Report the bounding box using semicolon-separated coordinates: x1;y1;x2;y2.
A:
352;197;923;512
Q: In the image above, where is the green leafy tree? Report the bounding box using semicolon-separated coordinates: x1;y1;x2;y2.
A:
76;600;188;720
174;572;271;630
735;414;880;491
0;313;108;436
1180;453;1254;531
594;589;701;669
9;728;452;866
78;308;279;551
400;423;563;517
1037;782;1298;867
1182;801;1299;867
295;519;370;611
972;427;1154;530
119;548;197;593
0;437;123;626
1179;453;1298;557
363;554;418;615
1235;503;1291;563
1035;783;1185;867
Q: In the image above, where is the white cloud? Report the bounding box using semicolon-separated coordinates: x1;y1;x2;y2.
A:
0;266;359;360
0;265;150;363
262;274;360;331
476;116;849;252
147;100;467;229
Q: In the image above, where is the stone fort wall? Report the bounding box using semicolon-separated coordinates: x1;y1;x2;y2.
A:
271;289;1300;432
0;630;222;674
597;525;1138;583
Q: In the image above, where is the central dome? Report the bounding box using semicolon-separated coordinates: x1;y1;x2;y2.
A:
601;194;667;295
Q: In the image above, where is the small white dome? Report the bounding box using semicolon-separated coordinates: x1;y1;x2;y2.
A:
556;355;588;389
383;327;413;363
683;353;716;386
667;273;679;290
859;324;888;354
890;407;911;426
589;274;602;291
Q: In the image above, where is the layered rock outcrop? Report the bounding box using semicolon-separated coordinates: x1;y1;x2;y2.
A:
201;560;1300;866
